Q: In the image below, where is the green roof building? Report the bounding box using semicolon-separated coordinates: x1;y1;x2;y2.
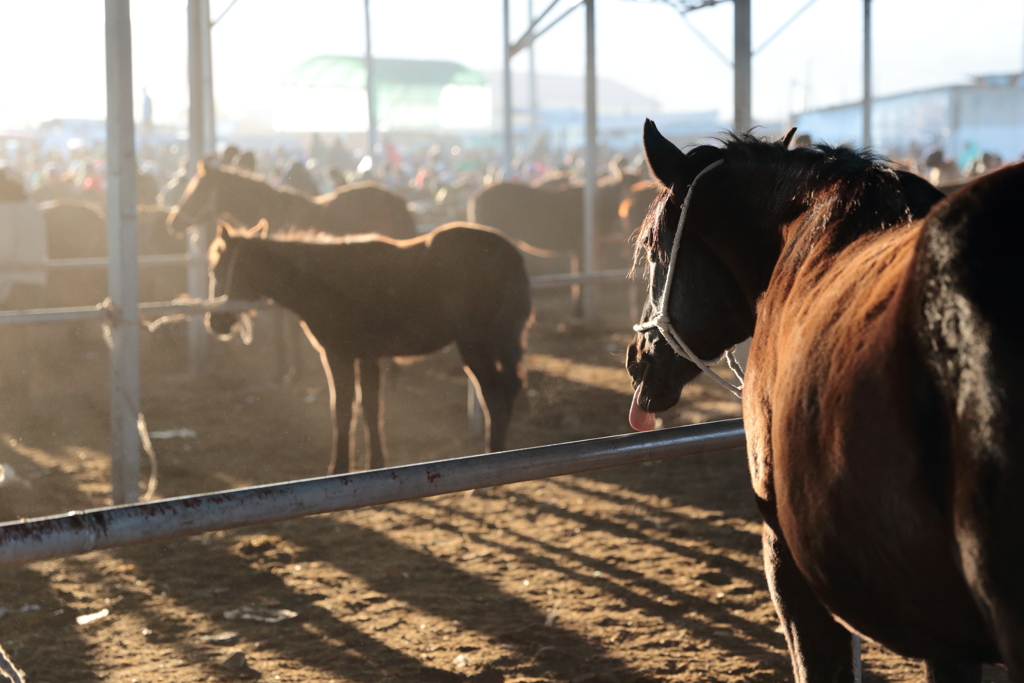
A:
274;56;492;133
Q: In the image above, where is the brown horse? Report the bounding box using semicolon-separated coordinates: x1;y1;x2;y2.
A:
39;200;186;306
207;220;532;474
168;161;416;239
467;169;641;271
627;119;1024;682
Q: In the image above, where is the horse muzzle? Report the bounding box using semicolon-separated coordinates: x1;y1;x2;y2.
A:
626;339;701;429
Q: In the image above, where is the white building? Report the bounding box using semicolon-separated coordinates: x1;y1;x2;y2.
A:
795;73;1024;163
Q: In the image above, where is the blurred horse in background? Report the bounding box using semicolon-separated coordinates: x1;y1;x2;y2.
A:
467;163;643;275
168;161;416;239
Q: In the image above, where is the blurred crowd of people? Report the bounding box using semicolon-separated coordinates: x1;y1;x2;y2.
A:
0;131;644;228
888;141;1009;186
1;129;1011;230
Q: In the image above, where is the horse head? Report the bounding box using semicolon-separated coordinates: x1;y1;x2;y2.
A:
206;219;268;340
167;160;218;235
626;120;764;430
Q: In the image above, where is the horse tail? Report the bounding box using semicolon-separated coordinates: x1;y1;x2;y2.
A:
491;245;533;382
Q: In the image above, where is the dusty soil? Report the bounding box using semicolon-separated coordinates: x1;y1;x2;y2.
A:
0;288;1008;683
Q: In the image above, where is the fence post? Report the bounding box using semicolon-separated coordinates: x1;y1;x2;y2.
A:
104;0;141;505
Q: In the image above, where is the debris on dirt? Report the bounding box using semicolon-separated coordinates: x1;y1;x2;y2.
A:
0;464;28;489
223;606;298;623
148;428;197;440
202;631;241;646
75;608;109;625
220;651;260;678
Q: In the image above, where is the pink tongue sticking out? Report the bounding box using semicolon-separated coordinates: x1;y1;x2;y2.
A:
629;385;657;432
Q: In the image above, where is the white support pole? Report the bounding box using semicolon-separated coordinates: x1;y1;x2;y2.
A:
104;0;142;505
187;0;206;176
364;0;378;166
187;0;212;374
581;0;597;321
733;0;752;133
503;0;514;175
528;0;538;155
201;0;215;153
862;0;872;149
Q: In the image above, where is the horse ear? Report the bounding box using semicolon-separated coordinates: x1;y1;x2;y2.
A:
643;119;686;191
780;127;798;148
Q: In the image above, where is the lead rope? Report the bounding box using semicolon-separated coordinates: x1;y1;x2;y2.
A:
631;159;744;399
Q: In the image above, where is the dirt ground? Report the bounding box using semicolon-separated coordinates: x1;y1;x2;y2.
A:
0;286;1009;683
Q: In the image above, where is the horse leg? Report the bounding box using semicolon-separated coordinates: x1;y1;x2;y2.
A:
303;323;355;475
953;461;1024;681
923;661;982;683
458;341;522;453
357;357;387;470
762;519;858;683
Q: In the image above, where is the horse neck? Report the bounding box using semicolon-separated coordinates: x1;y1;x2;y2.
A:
693;164;792;316
777;164;918;275
236;238;351;314
220;174;319;230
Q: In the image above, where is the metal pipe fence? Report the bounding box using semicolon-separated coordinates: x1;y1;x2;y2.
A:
0;418;745;567
0;269;635;326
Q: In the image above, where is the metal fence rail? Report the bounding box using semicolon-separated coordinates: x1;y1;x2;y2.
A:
0;418;745;567
0;269;635;327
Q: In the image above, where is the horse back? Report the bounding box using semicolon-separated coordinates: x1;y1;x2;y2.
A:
468;183;579;253
318;182;416;240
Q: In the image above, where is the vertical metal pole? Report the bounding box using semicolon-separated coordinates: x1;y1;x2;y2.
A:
862;0;872;149
582;0;597;321
733;0;752;133
187;0;211;374
201;0;215;153
105;0;141;505
503;0;514;174
364;0;378;166
528;0;538;157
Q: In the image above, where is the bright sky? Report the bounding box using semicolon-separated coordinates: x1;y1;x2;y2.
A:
1;0;1022;130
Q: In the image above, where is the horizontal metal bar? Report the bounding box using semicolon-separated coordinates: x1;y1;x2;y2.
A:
0;269;630;326
138;298;273;318
0;255;198;271
0;306;108;325
530;268;631;288
0;299;272;327
0;419;745;567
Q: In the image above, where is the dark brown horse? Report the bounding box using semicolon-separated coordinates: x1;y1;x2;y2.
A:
39;200;185;306
467;169;641;271
168;161;416;239
207;220;532;474
627;119;1024;682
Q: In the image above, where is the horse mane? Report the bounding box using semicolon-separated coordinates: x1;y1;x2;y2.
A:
268;227;396;245
634;134;896;270
209;165;316;201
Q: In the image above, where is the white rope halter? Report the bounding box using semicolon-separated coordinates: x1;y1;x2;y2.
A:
632;159;744;399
